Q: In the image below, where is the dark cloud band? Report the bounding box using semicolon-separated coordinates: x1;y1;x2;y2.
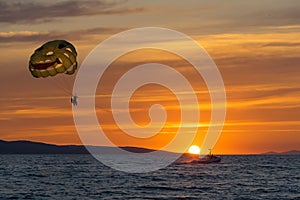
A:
0;0;146;23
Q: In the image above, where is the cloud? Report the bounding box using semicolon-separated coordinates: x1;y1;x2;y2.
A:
0;27;126;43
0;107;72;120
0;0;146;24
183;1;300;35
267;25;300;30
262;42;300;47
0;31;47;38
0;31;52;42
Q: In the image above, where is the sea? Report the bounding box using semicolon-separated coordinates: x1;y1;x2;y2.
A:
0;154;299;199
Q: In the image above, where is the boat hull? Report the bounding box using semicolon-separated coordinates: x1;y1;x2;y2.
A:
190;156;221;164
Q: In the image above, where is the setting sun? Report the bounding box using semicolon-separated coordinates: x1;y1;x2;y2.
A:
188;145;201;154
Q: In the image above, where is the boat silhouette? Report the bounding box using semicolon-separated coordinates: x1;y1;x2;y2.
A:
190;149;221;164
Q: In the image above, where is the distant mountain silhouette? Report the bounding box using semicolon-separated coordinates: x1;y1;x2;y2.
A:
0;140;155;154
263;151;278;155
263;150;300;155
2;140;299;155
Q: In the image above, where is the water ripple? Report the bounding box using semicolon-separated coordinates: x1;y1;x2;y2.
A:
0;155;299;199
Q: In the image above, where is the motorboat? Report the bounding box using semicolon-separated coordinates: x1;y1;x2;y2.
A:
190;149;221;164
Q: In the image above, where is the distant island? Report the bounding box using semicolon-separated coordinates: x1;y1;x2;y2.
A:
1;140;299;155
262;150;300;155
0;140;155;154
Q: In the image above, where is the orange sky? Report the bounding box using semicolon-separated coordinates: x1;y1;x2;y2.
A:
0;1;300;154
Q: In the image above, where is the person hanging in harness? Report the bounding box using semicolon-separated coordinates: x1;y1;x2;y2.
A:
71;95;78;106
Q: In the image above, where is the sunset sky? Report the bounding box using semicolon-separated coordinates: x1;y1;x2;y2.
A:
0;0;300;154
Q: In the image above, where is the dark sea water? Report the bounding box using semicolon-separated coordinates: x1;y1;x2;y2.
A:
0;154;299;200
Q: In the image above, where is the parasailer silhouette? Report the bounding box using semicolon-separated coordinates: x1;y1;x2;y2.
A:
71;95;78;106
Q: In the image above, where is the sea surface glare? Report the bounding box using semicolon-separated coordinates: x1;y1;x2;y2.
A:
0;155;299;199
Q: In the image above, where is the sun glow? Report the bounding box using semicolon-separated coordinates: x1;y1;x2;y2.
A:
188;145;201;154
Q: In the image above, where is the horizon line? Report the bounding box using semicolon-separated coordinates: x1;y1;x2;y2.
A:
1;139;299;155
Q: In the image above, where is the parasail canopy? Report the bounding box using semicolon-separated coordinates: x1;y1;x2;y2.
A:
29;40;77;78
